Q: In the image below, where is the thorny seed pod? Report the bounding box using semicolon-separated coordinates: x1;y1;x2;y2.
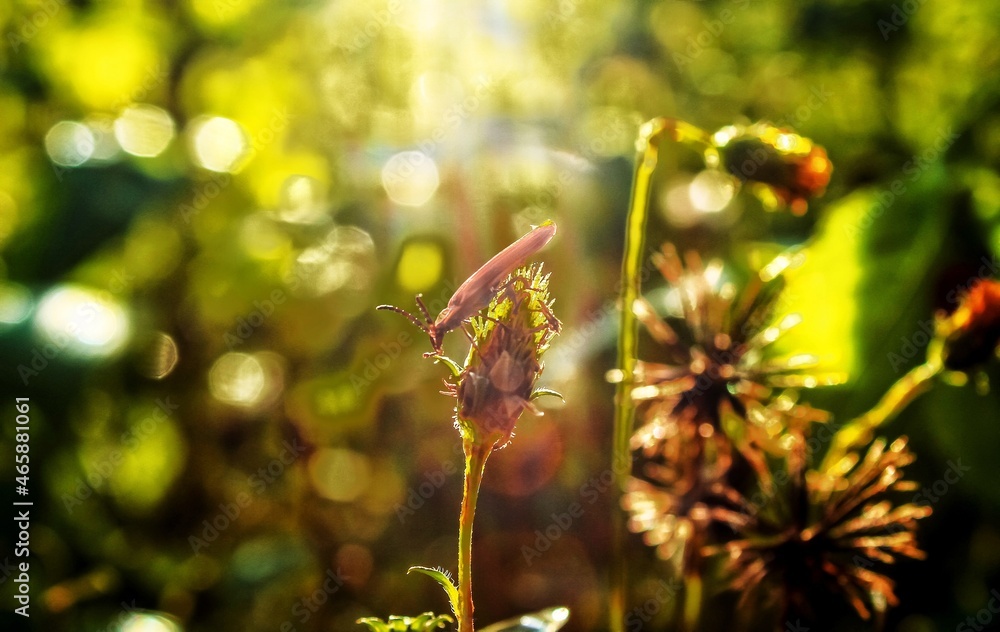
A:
619;244;842;573
444;262;560;450
622;243;842;462
716;436;931;623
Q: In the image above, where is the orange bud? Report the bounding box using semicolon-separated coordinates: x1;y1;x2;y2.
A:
940;278;1000;371
714;122;833;216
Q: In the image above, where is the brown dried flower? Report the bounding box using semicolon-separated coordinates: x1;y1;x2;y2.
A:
626;245;840;451
622;245;839;570
716;436;932;621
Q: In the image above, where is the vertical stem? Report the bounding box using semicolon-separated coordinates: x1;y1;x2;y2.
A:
613;116;718;478
615;119;664;488
680;573;702;632
610;117;673;632
458;438;491;632
613;118;715;632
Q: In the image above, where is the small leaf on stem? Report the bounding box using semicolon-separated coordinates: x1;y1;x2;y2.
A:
408;566;461;618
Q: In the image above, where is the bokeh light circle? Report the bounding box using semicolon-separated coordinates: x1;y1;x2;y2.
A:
209;352;284;409
137;332;180;380
209;352;265;407
45;121;95;167
309;448;371;502
381;151;439;206
189;116;249;172
119;612;181;632
114;105;175;157
34;285;130;358
689;169;737;213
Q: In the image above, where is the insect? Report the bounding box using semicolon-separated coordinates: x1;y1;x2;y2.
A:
377;221;557;356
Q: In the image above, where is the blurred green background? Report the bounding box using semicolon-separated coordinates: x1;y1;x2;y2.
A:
1;0;999;630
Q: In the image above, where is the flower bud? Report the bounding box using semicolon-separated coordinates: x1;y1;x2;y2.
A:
448;263;560;449
939;278;1000;371
713;122;833;216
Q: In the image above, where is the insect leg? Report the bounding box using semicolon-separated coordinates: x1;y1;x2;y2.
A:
414;294;433;322
378;298;445;355
492;278;562;334
412;295;448;355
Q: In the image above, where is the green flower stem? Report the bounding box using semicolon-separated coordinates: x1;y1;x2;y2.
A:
821;359;942;472
681;573;702;632
458;437;492;632
613;117;714;632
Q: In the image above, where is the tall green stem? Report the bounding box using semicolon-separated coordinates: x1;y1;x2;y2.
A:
458;438;491;632
611;123;657;632
681;573;702;632
613;118;715;632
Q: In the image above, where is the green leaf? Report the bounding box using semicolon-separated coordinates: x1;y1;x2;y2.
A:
433;354;464;378
357;617;391;632
357;612;454;632
407;566;460;617
775;162;950;419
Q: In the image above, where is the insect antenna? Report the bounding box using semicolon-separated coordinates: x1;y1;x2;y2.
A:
376;303;430;333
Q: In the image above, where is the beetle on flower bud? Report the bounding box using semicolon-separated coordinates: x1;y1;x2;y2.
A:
445;262;561;450
378;221;557;357
396;260;561;632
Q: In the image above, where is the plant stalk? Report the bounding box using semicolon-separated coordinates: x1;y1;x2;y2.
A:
611;118;676;632
612;117;716;632
821;359;942;472
458;437;491;632
681;572;702;632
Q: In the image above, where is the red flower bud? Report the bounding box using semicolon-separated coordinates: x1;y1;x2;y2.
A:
940;278;1000;371
714;122;833;216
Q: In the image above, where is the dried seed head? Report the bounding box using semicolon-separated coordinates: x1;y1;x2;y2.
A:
626;244;841;444
720;436;931;621
448;263;560;450
621;245;840;573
